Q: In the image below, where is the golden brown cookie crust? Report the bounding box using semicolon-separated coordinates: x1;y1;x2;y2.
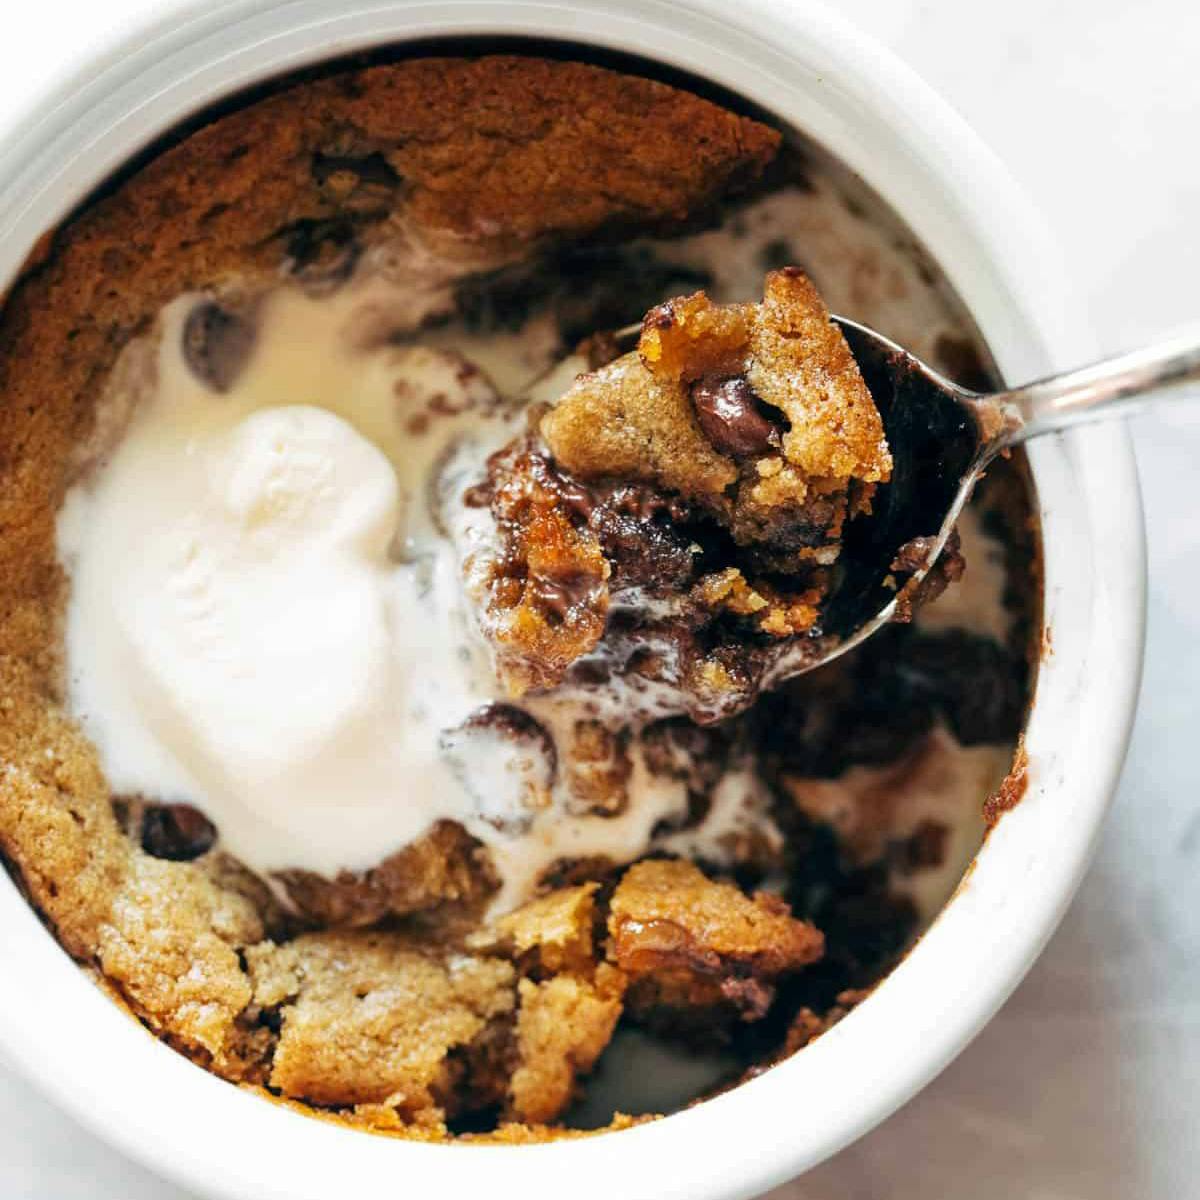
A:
608;859;824;1027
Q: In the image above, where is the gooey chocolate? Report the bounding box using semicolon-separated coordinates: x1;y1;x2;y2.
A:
689;373;786;459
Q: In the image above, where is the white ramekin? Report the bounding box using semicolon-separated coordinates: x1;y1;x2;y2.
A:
0;2;1145;1198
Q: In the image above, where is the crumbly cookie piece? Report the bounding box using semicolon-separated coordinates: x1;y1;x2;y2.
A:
508;965;626;1123
543;268;890;562
607;859;824;1026
473;270;890;714
469;882;600;975
246;933;516;1120
468;883;628;1123
273;821;496;928
0;658;266;1073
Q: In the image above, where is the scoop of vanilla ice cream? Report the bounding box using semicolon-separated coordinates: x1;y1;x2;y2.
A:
121;405;397;808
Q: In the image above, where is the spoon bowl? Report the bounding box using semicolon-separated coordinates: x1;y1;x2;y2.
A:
815;315;1200;672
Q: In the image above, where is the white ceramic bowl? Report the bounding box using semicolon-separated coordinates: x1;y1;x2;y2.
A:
0;2;1145;1198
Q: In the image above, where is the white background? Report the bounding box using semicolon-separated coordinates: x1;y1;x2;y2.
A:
1;1;1198;1197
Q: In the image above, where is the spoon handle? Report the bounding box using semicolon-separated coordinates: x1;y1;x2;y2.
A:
995;326;1200;443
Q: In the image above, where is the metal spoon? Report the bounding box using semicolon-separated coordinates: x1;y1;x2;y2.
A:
817;319;1200;671
525;318;1199;686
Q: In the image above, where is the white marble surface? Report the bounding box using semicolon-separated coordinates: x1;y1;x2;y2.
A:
1;1;1198;1197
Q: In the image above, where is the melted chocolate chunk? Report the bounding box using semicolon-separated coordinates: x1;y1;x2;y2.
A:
552;475;596;523
181;302;255;393
141;804;217;861
589;483;702;594
690;375;785;459
529;572;600;623
489;445;595;524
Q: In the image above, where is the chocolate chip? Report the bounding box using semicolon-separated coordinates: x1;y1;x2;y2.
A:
141;804;217;861
553;476;595;523
529;573;598;623
182;302;255;393
588;483;700;593
690;375;785;459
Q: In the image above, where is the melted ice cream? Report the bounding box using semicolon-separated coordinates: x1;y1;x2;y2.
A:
59;282;698;908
